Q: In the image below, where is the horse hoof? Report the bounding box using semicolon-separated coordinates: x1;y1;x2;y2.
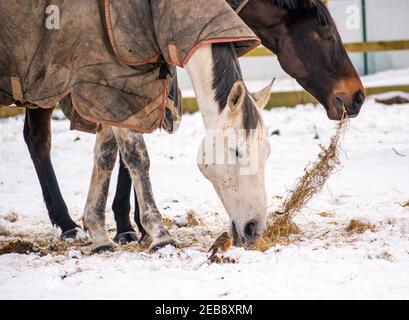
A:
61;227;85;240
138;233;149;245
92;244;116;254
149;239;178;253
114;232;139;245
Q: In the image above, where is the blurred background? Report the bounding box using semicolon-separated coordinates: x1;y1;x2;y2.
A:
177;0;409;110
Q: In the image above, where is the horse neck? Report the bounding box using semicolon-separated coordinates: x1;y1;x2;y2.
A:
185;43;242;130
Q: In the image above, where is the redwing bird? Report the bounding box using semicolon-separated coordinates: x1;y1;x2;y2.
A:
208;232;232;260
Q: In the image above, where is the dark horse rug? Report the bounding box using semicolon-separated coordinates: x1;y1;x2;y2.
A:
0;0;259;133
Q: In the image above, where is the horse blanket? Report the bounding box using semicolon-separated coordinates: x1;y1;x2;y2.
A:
0;0;259;133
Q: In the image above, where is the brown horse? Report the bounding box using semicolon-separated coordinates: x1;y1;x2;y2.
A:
17;0;364;244
111;0;366;245
236;0;365;119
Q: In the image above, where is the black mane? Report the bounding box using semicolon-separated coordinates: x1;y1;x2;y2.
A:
227;0;334;27
212;43;261;134
270;0;333;25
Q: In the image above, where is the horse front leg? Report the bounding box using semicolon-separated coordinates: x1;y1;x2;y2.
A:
23;107;82;239
83;125;118;252
112;127;176;252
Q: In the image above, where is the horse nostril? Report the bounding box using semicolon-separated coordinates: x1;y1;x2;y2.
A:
353;91;365;107
333;94;347;111
244;220;257;240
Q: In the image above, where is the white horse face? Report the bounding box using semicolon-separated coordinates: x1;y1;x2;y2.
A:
197;81;272;246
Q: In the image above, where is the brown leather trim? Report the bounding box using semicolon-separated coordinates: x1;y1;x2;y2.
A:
69;82;167;134
36;87;74;109
0;87;72;110
69;107;98;134
104;0;161;67
158;80;168;130
176;37;261;67
168;44;182;67
10;77;24;101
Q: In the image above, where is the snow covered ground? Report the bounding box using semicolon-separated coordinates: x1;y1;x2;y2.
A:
0;92;409;300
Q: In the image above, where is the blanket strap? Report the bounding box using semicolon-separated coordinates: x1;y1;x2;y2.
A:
10;77;24;101
235;0;250;13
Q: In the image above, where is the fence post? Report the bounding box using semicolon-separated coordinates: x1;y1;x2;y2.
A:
361;0;369;75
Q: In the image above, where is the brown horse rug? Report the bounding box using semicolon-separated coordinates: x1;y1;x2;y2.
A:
0;0;259;133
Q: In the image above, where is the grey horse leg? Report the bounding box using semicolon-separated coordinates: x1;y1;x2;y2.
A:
83;125;118;252
112;127;176;252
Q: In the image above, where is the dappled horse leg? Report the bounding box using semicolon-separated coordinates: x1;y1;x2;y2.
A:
112;155;147;244
23;107;82;239
83;125;118;252
112;128;176;252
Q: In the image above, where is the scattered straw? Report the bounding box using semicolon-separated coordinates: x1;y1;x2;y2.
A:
0;225;10;237
162;217;174;229
401;200;409;208
279;116;349;221
252;114;349;252
252;218;300;252
377;251;393;262
345;219;375;234
2;212;18;223
186;210;201;227
319;211;336;218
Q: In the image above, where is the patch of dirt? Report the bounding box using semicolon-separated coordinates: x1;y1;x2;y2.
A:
2;212;18;223
120;241;150;253
0;240;38;255
375;96;409;105
208;255;238;264
0;238;91;256
346;219;376;234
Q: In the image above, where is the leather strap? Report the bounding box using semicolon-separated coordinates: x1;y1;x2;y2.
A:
10;77;24;101
235;0;250;13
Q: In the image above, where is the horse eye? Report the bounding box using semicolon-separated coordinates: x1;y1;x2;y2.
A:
319;28;334;41
323;34;334;41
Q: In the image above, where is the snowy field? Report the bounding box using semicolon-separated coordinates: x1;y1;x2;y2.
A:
0;91;409;300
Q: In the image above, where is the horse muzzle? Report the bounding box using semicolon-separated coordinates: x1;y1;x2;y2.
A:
327;89;365;120
231;220;265;247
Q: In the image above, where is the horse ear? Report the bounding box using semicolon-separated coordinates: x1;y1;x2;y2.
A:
253;79;275;109
228;81;246;113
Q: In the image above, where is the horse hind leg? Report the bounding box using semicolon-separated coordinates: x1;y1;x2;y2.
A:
111;155;139;244
133;188;148;243
83;125;118;252
112;155;148;244
112;127;176;252
23;107;82;239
